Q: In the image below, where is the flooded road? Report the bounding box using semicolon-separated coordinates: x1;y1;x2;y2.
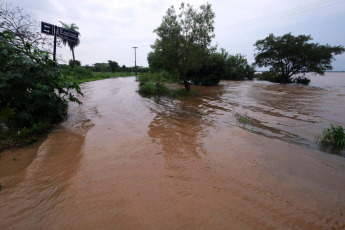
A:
1;74;345;229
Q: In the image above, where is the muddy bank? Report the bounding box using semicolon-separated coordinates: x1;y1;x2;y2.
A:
1;76;344;229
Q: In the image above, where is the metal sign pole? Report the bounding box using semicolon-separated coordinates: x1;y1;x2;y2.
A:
53;26;57;63
41;21;79;66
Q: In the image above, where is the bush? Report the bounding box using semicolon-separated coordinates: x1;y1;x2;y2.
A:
0;31;82;129
190;53;224;86
223;54;255;80
69;59;81;68
256;72;311;85
138;81;170;96
69;66;93;80
138;71;197;97
317;125;345;149
138;72;171;95
256;72;280;82
292;76;310;85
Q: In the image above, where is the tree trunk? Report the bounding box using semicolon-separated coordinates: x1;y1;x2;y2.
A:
183;80;191;91
72;48;75;61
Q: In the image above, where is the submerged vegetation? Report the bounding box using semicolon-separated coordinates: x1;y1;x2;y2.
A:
236;112;253;127
256;72;311;85
317;125;345;149
138;71;197;97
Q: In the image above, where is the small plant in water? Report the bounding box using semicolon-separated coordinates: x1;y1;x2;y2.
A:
236;112;252;127
317;125;345;149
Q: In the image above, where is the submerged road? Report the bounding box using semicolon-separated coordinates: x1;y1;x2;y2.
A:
1;76;345;229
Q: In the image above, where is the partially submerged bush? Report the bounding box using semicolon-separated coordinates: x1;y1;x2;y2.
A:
236;112;253;127
138;72;197;97
317;125;345;149
138;81;170;96
256;72;280;83
256;72;310;85
292;76;310;85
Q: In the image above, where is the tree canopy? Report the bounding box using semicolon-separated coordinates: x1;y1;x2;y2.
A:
254;33;345;83
149;2;217;90
59;21;80;61
0;2;56;52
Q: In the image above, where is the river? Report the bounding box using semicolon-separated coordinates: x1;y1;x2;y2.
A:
0;73;345;229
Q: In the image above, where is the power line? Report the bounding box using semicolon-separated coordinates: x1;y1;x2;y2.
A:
218;0;345;31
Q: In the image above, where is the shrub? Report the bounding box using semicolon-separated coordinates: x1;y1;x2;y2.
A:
256;72;280;83
138;71;197;97
69;66;93;80
292;76;310;85
317;125;345;149
69;59;81;68
191;53;224;86
223;54;255;80
0;31;82;129
138;81;170;96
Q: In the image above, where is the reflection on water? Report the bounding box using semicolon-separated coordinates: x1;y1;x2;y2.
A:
0;75;344;229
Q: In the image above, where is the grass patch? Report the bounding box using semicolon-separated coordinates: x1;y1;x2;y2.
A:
317;124;345;149
0;122;53;152
236;112;253;127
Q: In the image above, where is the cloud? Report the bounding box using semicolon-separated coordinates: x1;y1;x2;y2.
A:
5;0;345;69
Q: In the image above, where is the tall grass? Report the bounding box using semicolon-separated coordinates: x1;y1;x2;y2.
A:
317;125;345;149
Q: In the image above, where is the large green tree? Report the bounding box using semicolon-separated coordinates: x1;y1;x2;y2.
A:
254;33;345;83
59;21;80;61
149;2;216;91
108;60;119;72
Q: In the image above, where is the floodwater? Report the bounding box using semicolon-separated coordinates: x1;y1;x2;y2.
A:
1;73;345;229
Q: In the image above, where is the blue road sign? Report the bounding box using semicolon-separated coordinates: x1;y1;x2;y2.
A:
58;27;79;42
41;22;54;36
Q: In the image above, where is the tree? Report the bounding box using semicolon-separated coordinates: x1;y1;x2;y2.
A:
254;33;345;83
0;2;56;52
224;53;255;80
150;2;216;91
59;21;80;61
108;60;119;72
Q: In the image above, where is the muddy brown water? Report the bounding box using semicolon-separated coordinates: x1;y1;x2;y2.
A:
1;73;345;229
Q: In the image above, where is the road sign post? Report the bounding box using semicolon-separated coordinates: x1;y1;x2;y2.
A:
41;21;79;65
53;26;57;62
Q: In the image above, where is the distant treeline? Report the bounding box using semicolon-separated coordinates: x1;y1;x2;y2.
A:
65;59;149;73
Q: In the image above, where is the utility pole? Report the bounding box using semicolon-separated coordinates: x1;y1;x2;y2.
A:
132;47;138;76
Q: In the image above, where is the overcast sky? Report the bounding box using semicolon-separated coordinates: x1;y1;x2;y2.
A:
7;0;345;70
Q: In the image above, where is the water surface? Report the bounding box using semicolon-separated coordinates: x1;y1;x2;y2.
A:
1;74;344;229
